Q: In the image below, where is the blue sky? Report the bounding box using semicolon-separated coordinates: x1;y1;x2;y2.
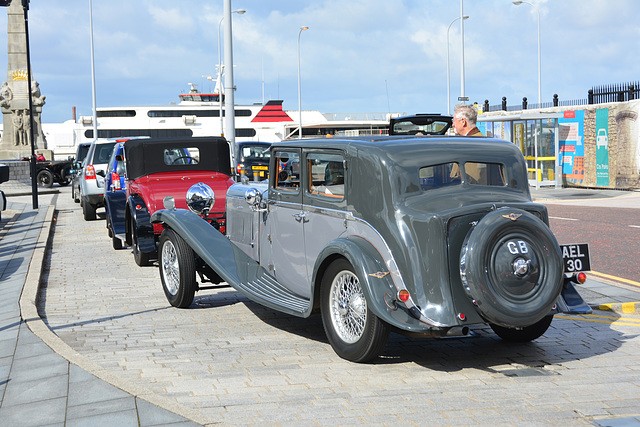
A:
0;0;638;124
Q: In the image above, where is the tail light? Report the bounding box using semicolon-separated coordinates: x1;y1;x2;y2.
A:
84;164;96;180
236;163;245;175
111;172;121;190
576;272;587;284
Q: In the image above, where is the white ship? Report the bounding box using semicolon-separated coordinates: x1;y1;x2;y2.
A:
43;84;400;159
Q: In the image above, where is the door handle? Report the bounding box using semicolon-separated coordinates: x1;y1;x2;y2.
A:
292;211;308;222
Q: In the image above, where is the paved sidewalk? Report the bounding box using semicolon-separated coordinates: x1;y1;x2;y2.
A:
0;185;638;425
0;197;198;426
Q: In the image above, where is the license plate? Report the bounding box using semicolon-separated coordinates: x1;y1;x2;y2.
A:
254;166;268;171
560;243;591;272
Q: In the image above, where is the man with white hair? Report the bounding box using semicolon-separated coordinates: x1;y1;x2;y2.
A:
453;104;483;136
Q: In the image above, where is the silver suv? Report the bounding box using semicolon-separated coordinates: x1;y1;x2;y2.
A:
79;139;117;220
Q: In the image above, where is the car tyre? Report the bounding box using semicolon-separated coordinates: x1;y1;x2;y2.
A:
131;220;152;266
159;228;196;308
82;199;97;221
459;208;563;328
490;315;553;342
37;170;54;188
320;258;389;363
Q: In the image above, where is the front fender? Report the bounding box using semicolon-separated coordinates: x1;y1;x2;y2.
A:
127;195;155;253
104;190;126;235
152;208;310;317
313;236;445;332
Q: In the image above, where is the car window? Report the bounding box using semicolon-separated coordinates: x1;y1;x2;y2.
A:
391;117;452;135
307;153;344;200
94;142;117;164
274;150;300;193
241;145;270;160
419;162;461;191
163;147;200;165
464;162;506;186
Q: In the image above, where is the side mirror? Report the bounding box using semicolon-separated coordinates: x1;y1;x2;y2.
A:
115;154;123;162
96;170;106;178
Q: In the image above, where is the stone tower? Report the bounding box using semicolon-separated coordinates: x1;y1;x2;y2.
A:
0;0;46;158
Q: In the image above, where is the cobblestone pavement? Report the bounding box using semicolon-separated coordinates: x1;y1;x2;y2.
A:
41;187;640;425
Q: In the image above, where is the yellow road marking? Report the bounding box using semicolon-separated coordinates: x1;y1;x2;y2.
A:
556;314;640;327
588;270;640;288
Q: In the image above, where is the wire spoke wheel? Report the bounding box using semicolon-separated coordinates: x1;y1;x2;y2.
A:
321;258;389;363
158;229;196;308
329;270;367;344
161;239;180;296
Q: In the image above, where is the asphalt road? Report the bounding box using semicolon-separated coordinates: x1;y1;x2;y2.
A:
547;204;640;282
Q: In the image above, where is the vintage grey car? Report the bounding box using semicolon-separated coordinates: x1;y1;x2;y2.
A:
151;136;591;362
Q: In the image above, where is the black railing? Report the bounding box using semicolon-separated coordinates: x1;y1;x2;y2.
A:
481;81;637;113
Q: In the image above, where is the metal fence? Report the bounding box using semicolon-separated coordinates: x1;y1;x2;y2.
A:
483;81;638;113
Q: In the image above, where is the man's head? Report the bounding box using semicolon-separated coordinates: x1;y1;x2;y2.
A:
453;104;478;136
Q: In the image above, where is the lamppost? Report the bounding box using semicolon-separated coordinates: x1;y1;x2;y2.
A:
513;0;541;107
459;0;466;103
89;0;97;144
447;15;469;114
513;0;541;189
297;26;308;139
218;9;245;137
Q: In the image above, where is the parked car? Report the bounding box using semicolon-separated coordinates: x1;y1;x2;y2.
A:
103;141;126;249
235;141;271;181
79;139;118;220
104;136;234;266
0;163;8;221
150;135;591;363
389;113;453;135
71;142;92;203
35;159;74;188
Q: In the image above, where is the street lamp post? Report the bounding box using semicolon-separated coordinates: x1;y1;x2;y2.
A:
513;0;542;189
89;0;98;143
218;9;245;137
460;0;466;103
297;26;308;139
513;0;541;107
298;27;309;139
447;15;469;114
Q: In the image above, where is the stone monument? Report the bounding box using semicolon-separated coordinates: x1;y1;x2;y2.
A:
0;0;47;160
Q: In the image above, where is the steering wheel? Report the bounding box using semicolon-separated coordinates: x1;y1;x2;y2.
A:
170;156;199;165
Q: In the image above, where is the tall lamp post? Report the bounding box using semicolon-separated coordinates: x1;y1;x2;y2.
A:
513;0;541;189
447;15;469;114
218;9;245;137
89;0;98;144
513;0;541;106
297;26;308;139
0;0;37;207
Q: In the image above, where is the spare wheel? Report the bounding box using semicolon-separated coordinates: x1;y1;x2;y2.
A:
459;208;563;328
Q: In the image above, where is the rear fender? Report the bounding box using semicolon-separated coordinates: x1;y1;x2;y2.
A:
127;195;155;253
104;191;126;235
313;236;433;332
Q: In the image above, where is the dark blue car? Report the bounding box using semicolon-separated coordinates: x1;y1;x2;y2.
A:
104;141;126;249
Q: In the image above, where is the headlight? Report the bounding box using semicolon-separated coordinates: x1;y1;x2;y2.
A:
186;182;215;215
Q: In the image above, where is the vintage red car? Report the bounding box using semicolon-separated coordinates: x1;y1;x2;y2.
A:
104;137;234;266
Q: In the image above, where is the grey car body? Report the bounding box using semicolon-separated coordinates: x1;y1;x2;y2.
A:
151;135;590;362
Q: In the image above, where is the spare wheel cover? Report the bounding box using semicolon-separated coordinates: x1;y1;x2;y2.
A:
459;208;563;328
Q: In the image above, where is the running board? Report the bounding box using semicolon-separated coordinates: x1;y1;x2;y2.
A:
151;208;311;317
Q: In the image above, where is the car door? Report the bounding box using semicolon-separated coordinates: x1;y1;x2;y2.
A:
267;149;308;297
302;151;348;280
